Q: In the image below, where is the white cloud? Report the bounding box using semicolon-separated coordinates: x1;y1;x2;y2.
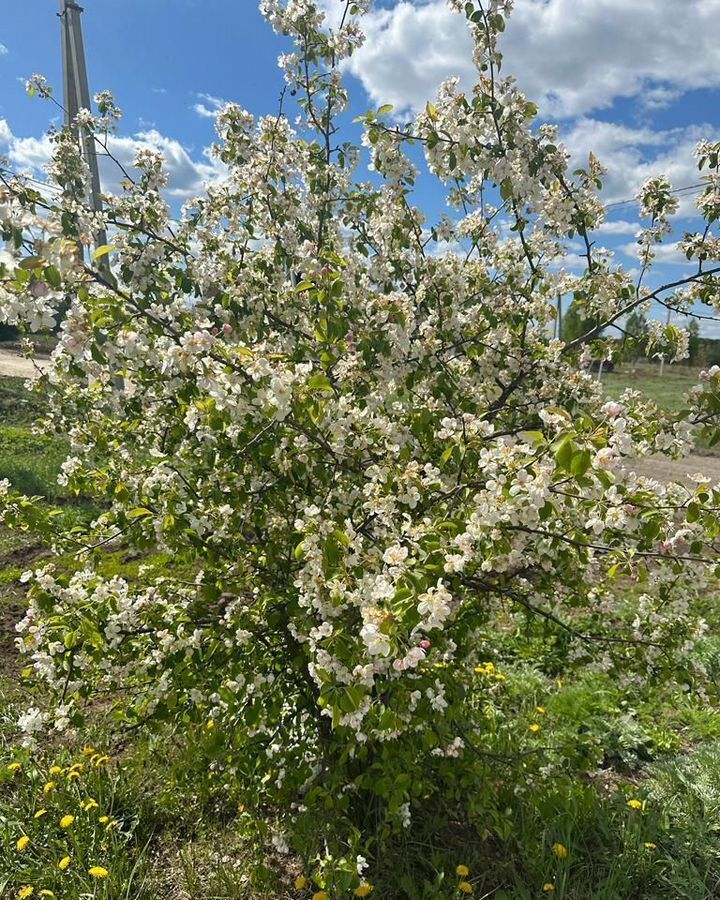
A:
0;43;8;56
1;120;225;201
562;118;717;214
343;2;472;114
617;240;694;266
596;219;641;236
639;85;682;111
192;93;225;120
331;0;720;118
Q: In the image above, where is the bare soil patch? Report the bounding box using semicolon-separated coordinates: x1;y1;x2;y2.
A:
0;349;48;379
634;453;720;484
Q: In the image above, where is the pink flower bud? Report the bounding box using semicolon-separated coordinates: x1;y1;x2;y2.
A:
222;323;233;334
420;640;431;650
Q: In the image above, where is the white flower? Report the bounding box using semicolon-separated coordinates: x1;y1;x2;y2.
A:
360;623;391;657
382;543;408;566
593;447;620;471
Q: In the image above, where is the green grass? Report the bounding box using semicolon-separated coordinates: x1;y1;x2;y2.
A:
601;361;699;413
0;377;47;428
0;426;71;501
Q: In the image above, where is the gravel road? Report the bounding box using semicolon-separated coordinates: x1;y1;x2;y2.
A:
0;349;48;379
635;454;720;485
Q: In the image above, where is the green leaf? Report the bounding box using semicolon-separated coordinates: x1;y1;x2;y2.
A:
499;178;513;202
554;437;574;471
308;373;334;393
45;265;62;289
378;104;394;116
440;444;455;466
128;507;153;520
18;256;44;270
425;101;438;121
571;448;592;477
92;244;116;261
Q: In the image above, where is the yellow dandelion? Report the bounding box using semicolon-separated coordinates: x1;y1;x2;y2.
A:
34;809;47;820
552;843;568;859
17;888;33;899
536;706;546;714
312;893;327;900
42;781;56;795
295;875;308;889
58;856;71;871
59;814;75;829
88;866;109;879
94;755;110;767
17;834;31;851
644;842;657;850
98;815;110;824
49;766;62;776
7;762;22;774
542;884;555;893
355;885;373;897
458;882;473;894
206;719;215;730
84;799;99;812
456;865;470;877
66;770;80;781
81;745;96;756
626;799;643;810
529;723;541;733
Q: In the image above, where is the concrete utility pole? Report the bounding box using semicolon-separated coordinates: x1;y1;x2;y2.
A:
556;295;562;341
59;0;109;262
659;306;672;377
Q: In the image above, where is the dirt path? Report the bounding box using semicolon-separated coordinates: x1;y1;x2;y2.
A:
635;454;720;484
0;349;48;379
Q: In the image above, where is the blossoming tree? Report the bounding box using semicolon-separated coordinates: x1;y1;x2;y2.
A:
2;0;720;888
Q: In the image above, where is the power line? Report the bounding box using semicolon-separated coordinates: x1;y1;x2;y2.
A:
0;167;63;195
2;163;710;216
604;181;706;211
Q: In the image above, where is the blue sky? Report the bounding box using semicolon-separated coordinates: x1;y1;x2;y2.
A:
1;0;720;332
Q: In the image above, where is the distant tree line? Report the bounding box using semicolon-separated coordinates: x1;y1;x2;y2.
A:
560;300;716;367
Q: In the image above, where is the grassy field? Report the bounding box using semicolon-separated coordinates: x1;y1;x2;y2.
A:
601;361;700;413
2;373;720;898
